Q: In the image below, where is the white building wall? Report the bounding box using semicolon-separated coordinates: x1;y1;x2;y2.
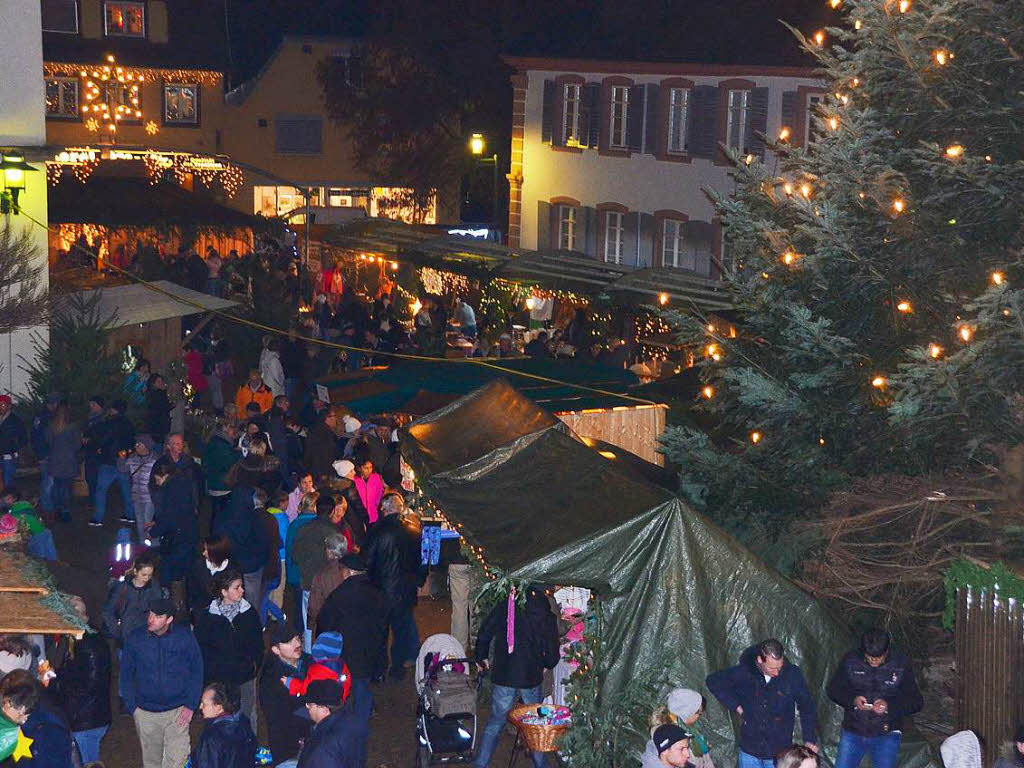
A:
0;1;49;398
519;68;817;257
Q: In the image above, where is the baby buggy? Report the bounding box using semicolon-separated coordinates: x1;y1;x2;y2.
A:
415;633;479;767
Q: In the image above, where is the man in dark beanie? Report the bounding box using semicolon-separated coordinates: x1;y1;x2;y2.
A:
258;623;312;763
641;724;693;768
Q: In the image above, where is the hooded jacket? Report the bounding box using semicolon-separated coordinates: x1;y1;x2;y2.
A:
204;433;240;493
640;740;666;768
364;513;425;609
213;486;270;574
93;412;134;466
20;703;74;768
260;349;286;398
353;473;385;525
192;712;257;768
827;649;923;737
475;587;559;689
705;645;817;759
258;650;313;762
50;631;112;732
194;598;264;686
120;623;203;714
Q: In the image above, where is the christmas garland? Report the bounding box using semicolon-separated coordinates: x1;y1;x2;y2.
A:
943;558;1024;629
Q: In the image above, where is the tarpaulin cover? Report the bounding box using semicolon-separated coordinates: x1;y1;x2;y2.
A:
400;380;937;768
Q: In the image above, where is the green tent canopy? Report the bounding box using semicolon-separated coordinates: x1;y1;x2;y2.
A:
400;380;937;768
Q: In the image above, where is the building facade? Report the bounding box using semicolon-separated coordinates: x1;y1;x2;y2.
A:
223;36;436;225
506;57;822;276
1;1;49;398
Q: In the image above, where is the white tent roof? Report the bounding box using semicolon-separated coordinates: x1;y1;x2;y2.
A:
58;280;238;328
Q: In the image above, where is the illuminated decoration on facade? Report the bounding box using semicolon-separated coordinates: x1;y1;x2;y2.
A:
81;55;141;137
144;120;160;136
47;147;243;197
45;61;222;87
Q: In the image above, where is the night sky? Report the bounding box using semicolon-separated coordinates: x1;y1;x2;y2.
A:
225;0;829;83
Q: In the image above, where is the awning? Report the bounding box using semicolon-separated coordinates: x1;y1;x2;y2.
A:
56;280;239;328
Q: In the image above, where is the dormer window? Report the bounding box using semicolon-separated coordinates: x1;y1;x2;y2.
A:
104;1;145;37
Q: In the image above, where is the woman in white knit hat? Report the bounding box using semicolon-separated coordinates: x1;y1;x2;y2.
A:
650;688;715;768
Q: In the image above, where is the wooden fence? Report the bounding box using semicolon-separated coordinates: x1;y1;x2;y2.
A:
955;586;1024;761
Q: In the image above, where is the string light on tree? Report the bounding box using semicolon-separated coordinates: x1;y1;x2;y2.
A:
896;300;912;312
959;326;973;342
933;49;951;65
991;271;1005;286
658;292;669;306
827;116;840;131
945;144;964;159
814;30;826;46
891;198;906;214
929;343;943;359
750;431;762;444
871;376;887;389
778;126;792;142
702;386;714;399
783;250;798;266
898;0;911;12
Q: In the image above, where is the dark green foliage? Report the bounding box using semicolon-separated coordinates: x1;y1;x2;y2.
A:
661;0;1024;568
21;291;122;413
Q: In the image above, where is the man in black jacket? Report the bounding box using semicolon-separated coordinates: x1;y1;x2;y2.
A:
258;625;312;765
297;679;361;768
314;553;387;768
89;398;136;527
364;493;426;680
473;585;559;768
192;682;257;768
827;629;923;768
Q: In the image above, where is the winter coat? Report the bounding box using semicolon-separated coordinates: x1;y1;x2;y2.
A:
257;507;283;581
119;623;203;714
50;631;112;731
204;434;240;493
235;383;274;416
307;561;347;637
293;516;342;590
150;472;200;583
258;651;312;761
229;454;282;498
297;707;362;768
94;413;134;466
187;558;238;620
338;482;368;546
285;513;316;586
706;645;818;759
31;409;51;458
0;410;27;455
192;712;257;768
315;573;388;678
353;473;385;525
827;649;923;737
640;740;664;768
146;388;173;439
185;348;208;393
213;487;270;574
195;599;263;687
47;424;81;480
125;452;157;508
19;703;74;768
475;588;559;689
101;576;163;646
149;452;201;505
260;349;286;398
364;514;425;610
304;422;338;482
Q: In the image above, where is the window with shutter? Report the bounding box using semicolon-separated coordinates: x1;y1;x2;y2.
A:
667;88;690;154
584;84;601;149
805;93;825;145
663;220;685;269
690;86;719;159
746;87;769;158
562;84;582;146
558;205;578;250
626;85;645;151
275;115;323;154
725;89;749;151
609;87;629;148
604;212;624;264
541;80;556;144
42;0;78;33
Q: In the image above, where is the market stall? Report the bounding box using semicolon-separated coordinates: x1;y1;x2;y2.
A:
399;380;937;768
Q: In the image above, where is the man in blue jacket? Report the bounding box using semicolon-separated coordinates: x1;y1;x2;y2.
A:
120;597;203;768
706;639;818;768
827;629;923;768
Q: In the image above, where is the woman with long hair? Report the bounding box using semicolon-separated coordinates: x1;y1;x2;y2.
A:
47;403;80;523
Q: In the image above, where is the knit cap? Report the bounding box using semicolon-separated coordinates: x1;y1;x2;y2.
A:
311;631;343;661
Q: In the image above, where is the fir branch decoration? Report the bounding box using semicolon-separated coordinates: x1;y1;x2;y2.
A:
943;559;1024;630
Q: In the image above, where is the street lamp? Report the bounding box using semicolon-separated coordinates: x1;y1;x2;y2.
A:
0;152;37;216
467;133;501;228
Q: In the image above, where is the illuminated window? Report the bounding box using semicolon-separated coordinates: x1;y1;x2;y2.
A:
725;89;749;151
558;205;577;251
104;1;145;37
604;211;623;263
562;83;581;146
45;77;79;118
667;87;690;154
609;86;629;148
164;84;199;124
42;0;79;33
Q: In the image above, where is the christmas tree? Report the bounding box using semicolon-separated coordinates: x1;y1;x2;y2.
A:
661;0;1024;568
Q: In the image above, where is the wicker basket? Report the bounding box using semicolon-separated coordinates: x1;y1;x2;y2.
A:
507;704;571;753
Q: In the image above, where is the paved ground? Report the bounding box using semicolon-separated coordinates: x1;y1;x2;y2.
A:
47;495;523;768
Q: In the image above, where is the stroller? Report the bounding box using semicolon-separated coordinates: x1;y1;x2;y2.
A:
415;633;479;767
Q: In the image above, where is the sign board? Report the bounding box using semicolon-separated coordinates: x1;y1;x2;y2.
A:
316;384;330;403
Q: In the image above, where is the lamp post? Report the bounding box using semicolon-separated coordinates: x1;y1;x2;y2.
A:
469;133;500;230
0;152;37;216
